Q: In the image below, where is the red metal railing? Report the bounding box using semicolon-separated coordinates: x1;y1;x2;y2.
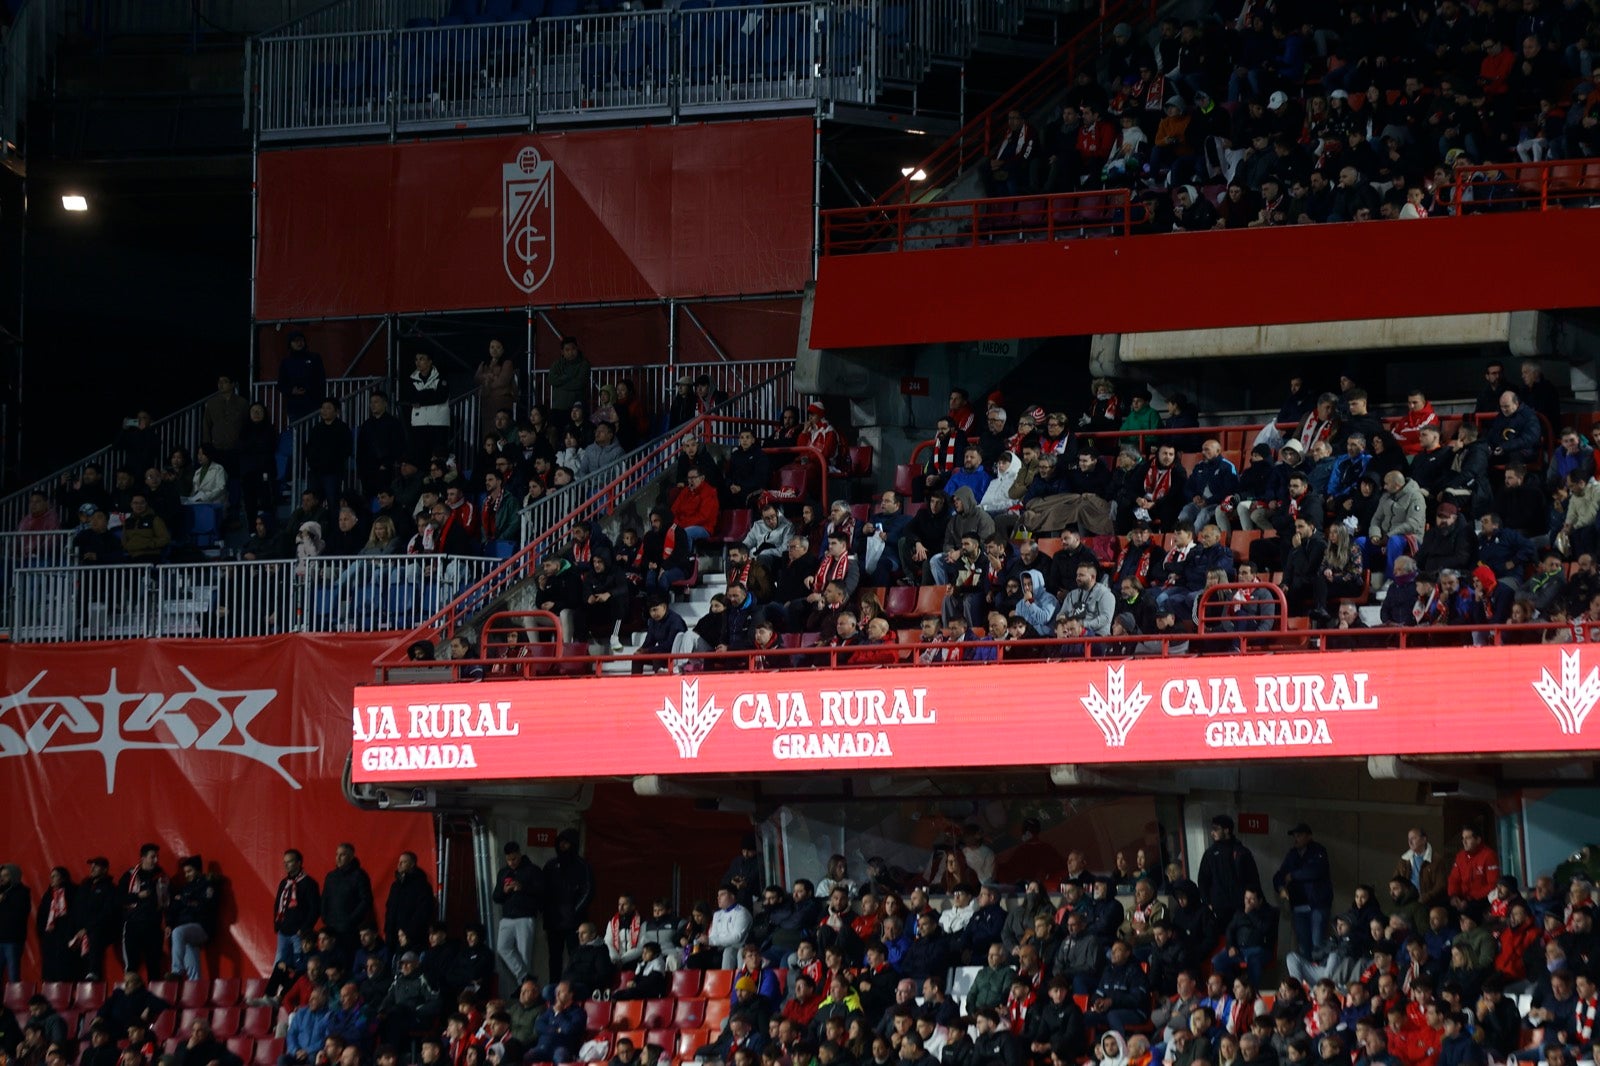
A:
831;157;1600;257
384;622;1571;682
1452;157;1600;214
823;189;1137;255
876;0;1157;206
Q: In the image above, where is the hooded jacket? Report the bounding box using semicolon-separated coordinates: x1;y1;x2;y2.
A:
943;487;997;554
980;461;1021;514
1014;569;1061;634
1168;880;1212;965
542;829;594;932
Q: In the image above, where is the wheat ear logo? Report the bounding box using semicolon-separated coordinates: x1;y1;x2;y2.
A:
656;679;725;759
1532;649;1600;736
1081;665;1152;747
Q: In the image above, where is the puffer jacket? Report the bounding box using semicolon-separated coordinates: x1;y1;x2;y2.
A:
1368;478;1427;539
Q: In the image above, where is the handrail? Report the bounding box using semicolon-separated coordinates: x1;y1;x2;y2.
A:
823;189;1136;254
1193;580;1289;634
399;621;1572;679
875;0;1155;206
1451;157;1600;215
372;368;798;673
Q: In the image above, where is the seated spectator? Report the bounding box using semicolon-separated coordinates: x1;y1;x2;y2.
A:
121;494;171;563
528;982;585;1064
642;508;692;594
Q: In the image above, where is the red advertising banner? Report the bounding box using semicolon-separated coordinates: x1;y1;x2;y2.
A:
0;635;433;978
255;120;815;320
353;645;1600;783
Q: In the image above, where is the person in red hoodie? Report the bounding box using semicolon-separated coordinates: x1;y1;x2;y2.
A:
1392;391;1441;456
1448;827;1500;910
948;388;977;435
670;468;720;554
1494;901;1541;983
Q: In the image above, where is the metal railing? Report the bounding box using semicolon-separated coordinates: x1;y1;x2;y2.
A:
823;188;1136;254
1453;158;1600;215
253;375;386;431
6;554;497;643
376;366;795;664
527;359;798;424
258;0;448;38
253;3;884;139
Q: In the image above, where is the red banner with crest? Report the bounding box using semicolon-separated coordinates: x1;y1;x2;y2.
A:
0;634;433;978
254;119;815;320
353;644;1600;783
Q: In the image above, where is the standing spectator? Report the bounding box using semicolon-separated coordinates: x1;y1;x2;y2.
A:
543;829;594;983
476;339;519;430
280;332;327;422
72;856;118;979
0;863;30;982
323;843;376;950
36;867;77;982
115;410;163;477
402;353;452;462
119;843;169;979
1199;816;1262;932
239;403;280;522
1448;828;1499;909
305;398;354;505
1393;830;1447;909
384;851;435;956
358;393;408;501
1273;824;1334;962
494;843;543;988
1518;360;1563;437
203;374;249;472
547;337;591;416
985;110;1037;197
275;849;321;967
166;855;219;981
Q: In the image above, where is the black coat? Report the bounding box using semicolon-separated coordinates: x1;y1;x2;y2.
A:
322;859;375;936
1197;841;1262;923
493;859;544;921
543;830;595;932
274;873;321;937
0;879;31;941
384;870;436;950
167;875;221;936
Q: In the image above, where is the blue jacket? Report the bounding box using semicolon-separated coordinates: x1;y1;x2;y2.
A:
1187;456;1239;505
1327;453;1371;501
1438;1032;1483;1066
964;904;1007;955
286;1006;331;1058
1478;528;1535;580
1271;841;1334;910
1488;405;1541;461
944;467;992;501
1180;542;1235;592
533;1004;587;1053
1092;960;1148;1011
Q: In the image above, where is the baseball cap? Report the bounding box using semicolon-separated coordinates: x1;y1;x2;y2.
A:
1269;91;1289;109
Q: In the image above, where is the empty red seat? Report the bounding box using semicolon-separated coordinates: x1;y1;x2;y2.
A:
209;979;241;1008
645;1029;674;1050
884;585;918;620
669;970;702;999
847;444;873;479
179;982;209;1009
582;999;608;1032
703;999;732;1031
152;1012;176;1042
240;979;268;1003
179;1007;208;1033
775;464;814;498
241;1006;274;1038
4;983;36;1012
892;463;917;498
676;1030;709;1059
211;1008;241;1038
609;1001;643;1031
253;1038;285;1066
226;1037;255;1062
148;981;179;1005
40;983;72;1012
73;982;106;1012
641;998;673;1030
912;585;948;619
672;997;706;1030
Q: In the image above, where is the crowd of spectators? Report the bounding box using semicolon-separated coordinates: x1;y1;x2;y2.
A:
461;358;1589;672
8;822;1600;1066
980;0;1600;227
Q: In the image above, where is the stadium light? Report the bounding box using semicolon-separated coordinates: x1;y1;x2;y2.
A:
61;195;88;212
899;167;927;182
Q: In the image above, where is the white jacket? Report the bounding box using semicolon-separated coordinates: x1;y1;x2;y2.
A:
186;463;228;504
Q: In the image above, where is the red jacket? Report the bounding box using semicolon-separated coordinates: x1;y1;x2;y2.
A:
1447;844;1499;900
1392;404;1440;455
1388;1022;1440;1066
671;481;720;532
1495;918;1540;980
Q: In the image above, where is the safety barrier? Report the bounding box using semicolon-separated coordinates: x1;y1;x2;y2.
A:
252;2;884;139
1453;157;1600;214
5;554;497;643
253;375;386;434
823;188;1136;254
527;359;798;424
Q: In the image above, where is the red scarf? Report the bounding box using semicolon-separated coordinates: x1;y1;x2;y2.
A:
1576;996;1598;1043
46;887;68;932
609;911;641;952
1006;989;1034;1033
571;539;591;565
1040;432;1070;456
276;872;304;923
1130;546;1152;585
1299;416;1335;448
729;558;752;587
483;489;506;538
930;436;959;472
815;552;850;588
660;524;678;561
1144;463;1174;500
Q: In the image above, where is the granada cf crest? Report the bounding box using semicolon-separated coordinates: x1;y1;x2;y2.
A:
503;146;555;295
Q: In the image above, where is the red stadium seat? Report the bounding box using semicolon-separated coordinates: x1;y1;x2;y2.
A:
644;1029;673;1050
226;1037;255;1062
640;998;673;1030
40;983;72;1012
912;585;948;619
676;1030;708;1059
240;980;269;1003
609;1001;642;1031
152;1012;177;1042
892;464;917;498
884;585;918;621
241;1006;274;1038
211;1008;241;1038
4;984;35;1012
582;1000;609;1032
179;1008;208;1033
148;981;179;1005
73;983;106;1012
179;982;209;1009
702;999;731;1032
847;444;873;480
669;970;702;999
254;1038;285;1066
671;998;706;1030
209;979;241;1008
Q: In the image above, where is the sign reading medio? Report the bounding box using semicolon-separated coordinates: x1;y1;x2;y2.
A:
350;647;1600;783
